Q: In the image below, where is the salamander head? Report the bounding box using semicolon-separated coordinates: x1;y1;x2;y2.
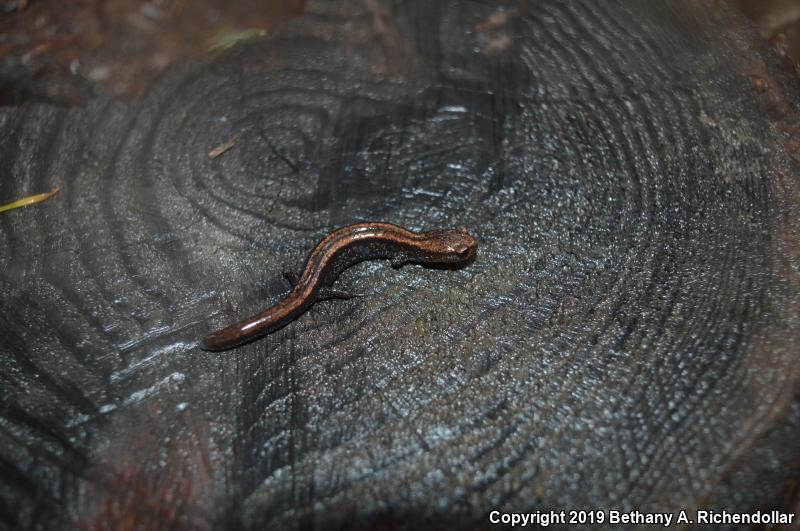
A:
420;227;478;265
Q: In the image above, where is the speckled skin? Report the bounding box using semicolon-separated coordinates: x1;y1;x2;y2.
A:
201;223;477;350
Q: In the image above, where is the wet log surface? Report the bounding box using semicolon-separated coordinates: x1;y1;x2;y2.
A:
2;1;800;529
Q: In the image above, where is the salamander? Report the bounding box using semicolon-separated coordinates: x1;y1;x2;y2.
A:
201;222;477;350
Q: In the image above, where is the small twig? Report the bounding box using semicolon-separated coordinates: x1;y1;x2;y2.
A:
208;133;240;160
0;186;60;214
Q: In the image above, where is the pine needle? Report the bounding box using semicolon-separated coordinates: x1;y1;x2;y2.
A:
207;27;268;53
0;187;60;214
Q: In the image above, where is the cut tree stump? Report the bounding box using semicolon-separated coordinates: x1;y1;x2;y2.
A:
1;1;799;529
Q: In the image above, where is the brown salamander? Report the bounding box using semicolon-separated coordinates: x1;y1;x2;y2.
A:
201;222;478;350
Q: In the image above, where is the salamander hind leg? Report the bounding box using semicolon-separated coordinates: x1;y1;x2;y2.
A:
315;287;361;301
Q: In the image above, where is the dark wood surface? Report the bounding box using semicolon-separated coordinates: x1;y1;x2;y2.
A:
2;1;800;529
